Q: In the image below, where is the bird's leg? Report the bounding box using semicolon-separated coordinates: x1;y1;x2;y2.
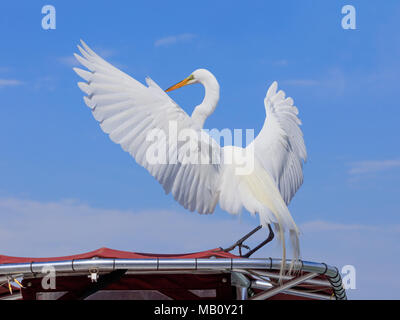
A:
242;224;274;258
222;224;275;257
222;225;262;254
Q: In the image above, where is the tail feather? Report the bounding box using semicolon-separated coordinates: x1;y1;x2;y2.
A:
241;165;300;279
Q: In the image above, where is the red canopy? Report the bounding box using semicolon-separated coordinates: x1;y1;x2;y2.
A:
0;248;337;300
0;247;239;300
0;247;237;264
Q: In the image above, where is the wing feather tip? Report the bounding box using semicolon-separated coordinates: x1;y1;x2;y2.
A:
80;39;88;49
80;39;98;58
266;81;278;100
77;82;91;95
83;96;96;109
73;67;92;81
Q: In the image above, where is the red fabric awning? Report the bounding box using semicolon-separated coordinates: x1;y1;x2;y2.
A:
0;247;238;264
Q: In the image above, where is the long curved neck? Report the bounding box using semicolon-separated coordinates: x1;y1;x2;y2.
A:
191;76;220;129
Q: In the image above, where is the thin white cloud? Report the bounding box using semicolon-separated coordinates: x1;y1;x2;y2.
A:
154;33;196;47
0;197;254;257
0;79;23;87
273;59;289;67
300;220;379;233
58;56;79;67
349;159;400;175
32;76;56;91
281;79;320;86
281;68;346;95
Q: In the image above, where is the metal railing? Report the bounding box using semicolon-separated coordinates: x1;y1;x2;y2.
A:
0;257;346;300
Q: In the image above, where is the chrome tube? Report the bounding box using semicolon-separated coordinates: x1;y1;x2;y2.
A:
158;259;196;270
251;279;332;300
232;258;270;270
0;257;346;299
72;259;114;272
115;259;158;270
196;258;231;269
31;260;73;273
250;272;318;300
236;287;248;300
248;269;331;287
0;263;31;275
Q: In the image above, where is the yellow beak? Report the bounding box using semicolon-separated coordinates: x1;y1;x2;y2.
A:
165;75;193;92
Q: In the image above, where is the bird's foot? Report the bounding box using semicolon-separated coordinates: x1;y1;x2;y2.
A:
222;225;262;256
222;224;274;258
222;241;251;256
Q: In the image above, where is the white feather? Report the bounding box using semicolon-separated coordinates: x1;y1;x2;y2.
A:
74;41;306;271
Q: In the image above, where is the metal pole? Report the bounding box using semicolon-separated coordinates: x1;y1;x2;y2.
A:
250;272;318;300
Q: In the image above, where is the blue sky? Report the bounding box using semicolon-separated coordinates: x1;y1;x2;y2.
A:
0;1;399;299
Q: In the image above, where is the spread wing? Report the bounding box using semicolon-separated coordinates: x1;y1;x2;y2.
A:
250;81;307;204
73;40;221;214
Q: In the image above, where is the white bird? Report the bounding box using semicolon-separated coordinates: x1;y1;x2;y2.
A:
73;40;307;272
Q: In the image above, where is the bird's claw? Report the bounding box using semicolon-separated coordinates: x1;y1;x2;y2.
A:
222;225;274;257
238;243;251;256
222;241;251;257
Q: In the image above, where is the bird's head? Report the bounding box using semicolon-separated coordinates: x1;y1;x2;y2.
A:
165;69;216;92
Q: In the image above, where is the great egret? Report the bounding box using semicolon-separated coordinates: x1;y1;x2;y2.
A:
73;40;307;272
